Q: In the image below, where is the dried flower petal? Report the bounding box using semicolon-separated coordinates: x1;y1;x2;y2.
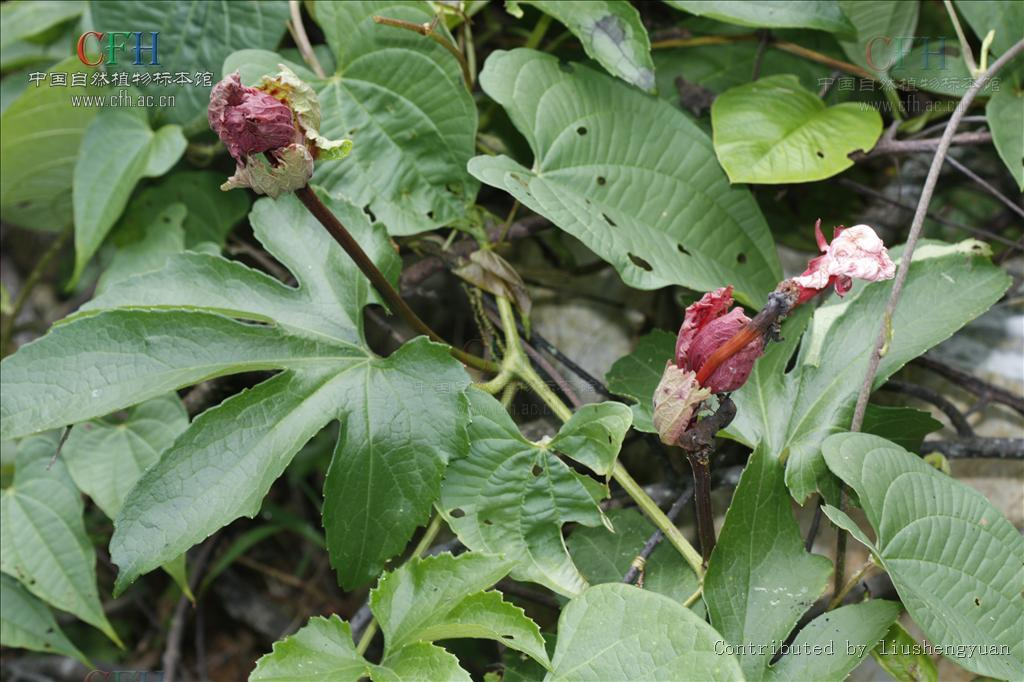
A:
675;287;763;393
791;222;895;302
208;73;297;161
652;363;711;446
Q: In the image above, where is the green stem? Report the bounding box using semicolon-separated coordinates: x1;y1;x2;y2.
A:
1;229;69;357
524;13;552;50
356;514;444;656
492;296;705;579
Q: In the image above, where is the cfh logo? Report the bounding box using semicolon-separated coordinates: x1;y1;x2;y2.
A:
864;36;948;71
76;31;160;66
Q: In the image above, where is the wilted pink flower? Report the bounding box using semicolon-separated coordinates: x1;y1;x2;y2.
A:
653;287;762;445
208;66;351;198
791;221;895;303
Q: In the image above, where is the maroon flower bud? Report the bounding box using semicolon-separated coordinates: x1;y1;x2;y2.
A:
676;286;763;393
208;72;297;161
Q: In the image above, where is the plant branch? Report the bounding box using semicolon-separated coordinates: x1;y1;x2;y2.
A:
841;36;1024;594
912;355;1024;415
622;486;693;585
827;560;877;610
294;186;498;373
288;0;326;78
838;177;1020;249
882;379;975;437
851;131;993;160
1;229;69;356
923;437;1024;459
944;155;1024;221
372;15;473;89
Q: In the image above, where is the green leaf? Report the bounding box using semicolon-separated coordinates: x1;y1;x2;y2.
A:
955;0;1024;56
889;43;999;98
0;191;471;593
862;404;942;453
250;615;371;682
122;169;251;247
0;434;121;645
0;572;89;666
837;0;919;80
0;58;104;231
711;74;883;183
870;621;939;682
88;1;291;131
665;1;855;34
469;48;781;306
704;445;832;681
513;1;655;91
546;583;743;681
767;600;901;681
440;389;607;597
303;0;478;235
373;642;471;682
63;394;188;518
606;328;675;433
823;432;1024;679
371;552;548;667
72;108;186;282
95;203;187;295
0;1;81;48
725;240;1011;502
567;508;699;604
548;401;632;476
987;67;1024;191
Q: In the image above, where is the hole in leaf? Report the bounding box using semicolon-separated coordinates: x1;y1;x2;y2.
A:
628;253;653;271
450;508;466;518
502;634;515;640
677;244;690;255
558;60;574;73
737;252;747;264
597;176;606;186
602;213;617;227
816;150;825;158
531;464;543;477
426;210;435;220
974;597;981;606
577;126;587;135
483;519;493;526
363;204;376;222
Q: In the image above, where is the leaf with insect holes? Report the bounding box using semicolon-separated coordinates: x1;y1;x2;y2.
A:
664;1;854;34
469;48;781;307
711;75;883;184
0;190;471;594
0;572;89;666
510;1;656;92
440;389;612;598
0;434;121;646
822;433;1024;680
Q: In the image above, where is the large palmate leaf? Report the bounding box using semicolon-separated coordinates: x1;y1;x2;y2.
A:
0;191;472;593
88;1;290;131
72;108;187;282
0;1;82;49
251;553;548;681
726;240;1010;502
305;0;478;235
766;600;901;682
567;508;699;604
440;389;618;597
711;75;882;183
0;572;88;665
510;1;656;92
546;583;742;681
837;0;919;81
822;433;1024;680
0;435;120;645
664;1;854;34
987;66;1024;191
469;48;781;306
0;58;103;231
95;203;190;294
704;445;832;681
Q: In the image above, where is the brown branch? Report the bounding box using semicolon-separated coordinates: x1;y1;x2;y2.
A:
163;538;217;682
944;155;1024;221
294;186;499;373
373;15;473;89
851;131;993;160
912;355;1024;416
923;437;1024;459
882;379;975;438
288;0;326;78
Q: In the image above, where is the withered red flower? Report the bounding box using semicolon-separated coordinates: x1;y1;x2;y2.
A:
791;221;896;304
653;286;762;445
